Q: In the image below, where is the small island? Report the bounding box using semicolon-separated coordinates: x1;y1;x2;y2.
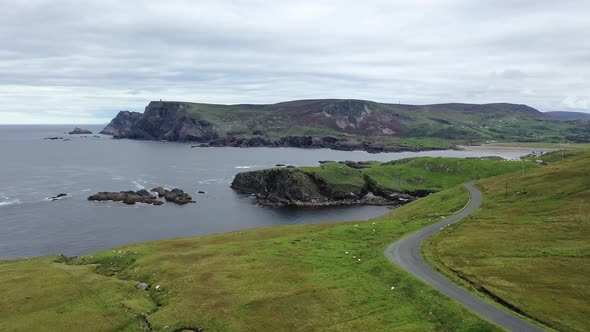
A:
69;127;93;135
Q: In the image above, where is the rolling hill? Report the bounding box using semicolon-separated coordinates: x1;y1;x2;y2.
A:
101;99;590;152
545;111;590;120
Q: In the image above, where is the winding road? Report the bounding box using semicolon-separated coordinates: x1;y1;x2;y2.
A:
385;183;544;332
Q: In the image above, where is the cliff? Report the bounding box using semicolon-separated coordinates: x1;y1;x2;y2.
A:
231;168;416;207
100;99;589;151
100;111;143;137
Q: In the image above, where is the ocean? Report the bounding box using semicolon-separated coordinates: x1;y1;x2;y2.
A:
0;125;530;259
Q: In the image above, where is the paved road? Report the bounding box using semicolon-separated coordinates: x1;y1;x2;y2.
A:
385;183;544;332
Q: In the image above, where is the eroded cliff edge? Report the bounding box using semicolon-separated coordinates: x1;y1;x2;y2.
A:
230;167;424;207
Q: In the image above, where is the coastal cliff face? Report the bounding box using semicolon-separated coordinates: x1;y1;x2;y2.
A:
102;103;218;141
231;168;416;207
100;99;589;151
100;111;143;137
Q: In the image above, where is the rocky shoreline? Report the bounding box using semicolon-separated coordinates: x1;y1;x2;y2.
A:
231;167;430;207
198;136;436;153
99;101;450;153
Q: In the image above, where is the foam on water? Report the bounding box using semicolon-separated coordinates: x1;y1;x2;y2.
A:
0;197;21;207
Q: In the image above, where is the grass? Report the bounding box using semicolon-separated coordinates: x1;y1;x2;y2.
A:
299;157;539;194
423;152;590;332
0;186;502;331
520;149;590;164
362;157;538;192
0;255;155;331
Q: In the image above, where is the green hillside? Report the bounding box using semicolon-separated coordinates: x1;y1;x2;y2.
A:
301;157;539;193
424;152;590;331
164;99;589;144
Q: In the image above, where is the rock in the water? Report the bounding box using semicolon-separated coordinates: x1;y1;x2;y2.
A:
69;127;93;135
88;190;164;205
137;283;150;290
44;137;63;140
48;193;68;201
197;191;206;194
150;187;195;205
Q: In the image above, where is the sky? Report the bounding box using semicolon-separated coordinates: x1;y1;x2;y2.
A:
1;0;590;124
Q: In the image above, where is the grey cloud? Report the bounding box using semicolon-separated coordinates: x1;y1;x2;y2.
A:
1;0;590;123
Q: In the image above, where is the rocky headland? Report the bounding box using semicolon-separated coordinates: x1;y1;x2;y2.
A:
99;111;143;137
98;99;590;152
231;167;420;207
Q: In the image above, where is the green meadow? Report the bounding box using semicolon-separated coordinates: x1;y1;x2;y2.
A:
424;152;590;331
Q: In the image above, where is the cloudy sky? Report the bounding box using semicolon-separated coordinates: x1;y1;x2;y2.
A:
1;0;589;124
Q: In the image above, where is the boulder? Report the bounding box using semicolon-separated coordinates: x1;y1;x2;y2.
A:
150;187;195;205
137;283;150;290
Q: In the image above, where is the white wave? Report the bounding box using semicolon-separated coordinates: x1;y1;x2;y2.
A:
0;198;21;207
198;178;229;184
234;166;253;169
131;180;146;190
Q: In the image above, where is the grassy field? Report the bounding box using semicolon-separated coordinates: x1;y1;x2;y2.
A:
423;152;590;331
1;186;503;331
301;157;539;194
363;157;538;192
0;256;155;331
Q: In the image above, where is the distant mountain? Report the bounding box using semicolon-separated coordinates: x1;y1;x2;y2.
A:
101;99;590;152
545;111;590;120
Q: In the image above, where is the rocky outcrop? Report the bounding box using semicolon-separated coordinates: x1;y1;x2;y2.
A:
69;127;93;134
100;103;218;142
150;187;195;205
88;189;163;205
100;111;143;137
231;168;417;207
